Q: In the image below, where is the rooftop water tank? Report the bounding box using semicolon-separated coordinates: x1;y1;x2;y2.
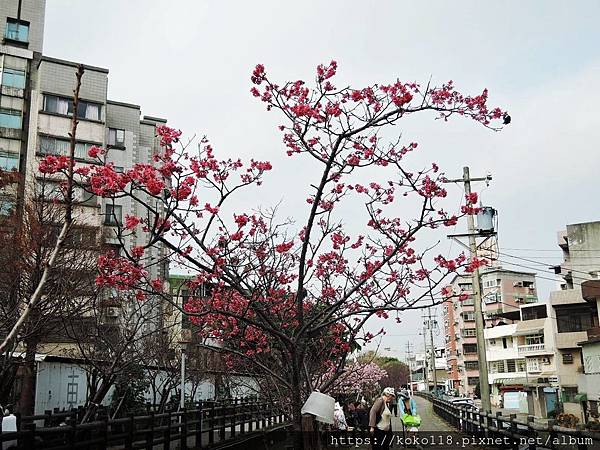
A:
476;207;496;233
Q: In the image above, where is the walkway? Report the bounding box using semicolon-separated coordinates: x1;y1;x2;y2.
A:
391;395;453;432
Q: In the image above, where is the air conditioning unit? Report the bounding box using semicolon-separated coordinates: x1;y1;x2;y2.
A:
541;357;551;365
106;307;118;317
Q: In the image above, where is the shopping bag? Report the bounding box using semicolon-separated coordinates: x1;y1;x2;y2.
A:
401;413;421;428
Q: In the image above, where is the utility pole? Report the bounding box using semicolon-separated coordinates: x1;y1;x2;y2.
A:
405;342;414;395
421;319;429;391
444;166;492;412
428;308;438;394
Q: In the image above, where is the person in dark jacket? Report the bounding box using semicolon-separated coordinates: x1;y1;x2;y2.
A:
368;387;395;450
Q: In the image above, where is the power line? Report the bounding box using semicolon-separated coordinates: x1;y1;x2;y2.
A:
500;247;600;253
498;251;597;278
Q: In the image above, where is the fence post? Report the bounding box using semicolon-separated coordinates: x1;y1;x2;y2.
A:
209;401;215;444
125;414;134;450
230;404;236;439
163;411;171;450
547;419;556;450
146;411;155;450
527;416;536;450
509;414;518;450
102;416;109;449
576;424;588;450
68;415;77;450
195;401;203;446
22;422;36;450
219;403;226;442
180;408;188;450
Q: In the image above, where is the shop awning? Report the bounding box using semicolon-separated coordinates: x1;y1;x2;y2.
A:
575;393;588;402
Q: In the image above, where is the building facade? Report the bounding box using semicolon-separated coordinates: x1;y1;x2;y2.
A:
443;267;538;397
553;221;600;422
1;0;169;329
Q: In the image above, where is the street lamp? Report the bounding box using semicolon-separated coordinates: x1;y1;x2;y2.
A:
178;328;192;410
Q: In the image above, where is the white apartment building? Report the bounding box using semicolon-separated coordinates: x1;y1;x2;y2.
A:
484;301;559;417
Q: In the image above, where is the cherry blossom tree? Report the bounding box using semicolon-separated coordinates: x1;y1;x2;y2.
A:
320;361;387;396
35;61;504;445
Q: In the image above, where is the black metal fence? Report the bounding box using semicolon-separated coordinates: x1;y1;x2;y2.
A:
0;398;289;449
419;392;600;450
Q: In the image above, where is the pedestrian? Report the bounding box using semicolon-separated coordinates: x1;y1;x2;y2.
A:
389;390;398;417
347;401;357;427
368;387;395;450
333;401;348;430
398;390;421;433
356;399;368;431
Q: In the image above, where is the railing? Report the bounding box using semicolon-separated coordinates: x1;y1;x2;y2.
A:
0;398;289;450
518;344;546;354
417;392;600;450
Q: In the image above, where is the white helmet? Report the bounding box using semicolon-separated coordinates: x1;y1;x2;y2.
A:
382;387;396;397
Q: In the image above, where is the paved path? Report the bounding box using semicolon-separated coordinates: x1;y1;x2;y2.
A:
391;395;453;432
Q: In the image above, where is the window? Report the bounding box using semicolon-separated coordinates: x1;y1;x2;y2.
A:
66;382;78;406
462;296;475;306
39;135;97;161
483;279;500;288
43;95;102;120
0;152;19;171
468;377;479;386
525;334;544;346
590;400;599;418
0;197;15;216
4;18;29;43
563;353;574;364
556;307;598;333
0;108;21;128
77;100;100;121
506;359;516;373
105;204;122;226
465;361;478;371
1;68;26;89
516;359;526;372
561;386;578;403
462;328;476;337
527;358;540;373
66;228;98;248
43;95;71;115
463;344;477;354
35;180;63;201
462;312;475;322
74;186;97;207
107;128;125;147
490;361;504;373
502;337;508;349
458;283;473;291
489;339;496;345
522;281;535;288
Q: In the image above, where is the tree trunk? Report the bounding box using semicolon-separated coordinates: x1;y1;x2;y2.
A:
0;357;17;407
290;352;304;450
81;377;113;423
17;336;39;416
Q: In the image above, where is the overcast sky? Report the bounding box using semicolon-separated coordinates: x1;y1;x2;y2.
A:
44;0;600;359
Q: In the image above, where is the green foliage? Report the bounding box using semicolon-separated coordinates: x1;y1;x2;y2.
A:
110;364;150;416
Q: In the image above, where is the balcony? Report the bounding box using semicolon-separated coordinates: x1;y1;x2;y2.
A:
518;344;546;355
